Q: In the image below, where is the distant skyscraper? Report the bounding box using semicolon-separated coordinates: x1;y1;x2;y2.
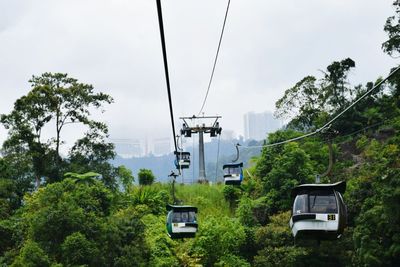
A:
112;139;142;158
244;111;282;140
221;129;235;141
153;138;171;156
112;137;173;158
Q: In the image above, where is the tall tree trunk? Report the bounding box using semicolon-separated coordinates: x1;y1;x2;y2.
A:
55;107;62;176
35;175;40;189
56;110;60;160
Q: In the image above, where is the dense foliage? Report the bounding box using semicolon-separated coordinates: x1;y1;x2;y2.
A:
138;169;156;186
0;2;400;266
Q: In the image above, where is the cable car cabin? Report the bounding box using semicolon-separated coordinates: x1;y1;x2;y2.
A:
223;162;243;185
166;204;198;239
174;151;190;169
289;181;347;240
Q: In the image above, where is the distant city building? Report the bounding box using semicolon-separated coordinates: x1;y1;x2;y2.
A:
113;139;142;158
244;111;282;141
112;137;174;157
221;129;235;141
153;137;171;156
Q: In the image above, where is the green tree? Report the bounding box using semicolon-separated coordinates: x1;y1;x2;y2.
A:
64;171;100;185
1;176;154;266
215;255;250;267
275;58;356;131
255;133;315;215
1;72;114;185
129;186;169;215
28;73;113;160
116;165;135;192
222;185;241;212
101;206;150;266
11;240;51;267
142;214;179;267
21;178;112;260
191;216;247;267
254;212;308;267
383;1;400;100
68;126;117;189
322;58;356;109
275;76;324;130
1;88;53;187
0;218;18;260
352;133;400;266
236;195;268;227
383;0;400;57
0;154;34;210
0;179;17;219
61;232;100;266
138;169;155;185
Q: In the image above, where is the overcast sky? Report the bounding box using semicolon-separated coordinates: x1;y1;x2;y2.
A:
0;0;397;152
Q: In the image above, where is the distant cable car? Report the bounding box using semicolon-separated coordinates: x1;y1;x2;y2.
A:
289;181;347;240
166;204;198;238
223;162;243;185
174;151;190;169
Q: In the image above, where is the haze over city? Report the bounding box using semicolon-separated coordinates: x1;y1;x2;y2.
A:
1;1;400;265
0;0;396;153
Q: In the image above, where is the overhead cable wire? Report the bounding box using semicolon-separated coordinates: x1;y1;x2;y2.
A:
241;65;400;149
198;0;231;115
241;131;318;149
334;120;391;144
156;0;178;152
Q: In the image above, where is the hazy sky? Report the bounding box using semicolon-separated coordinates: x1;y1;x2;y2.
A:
0;0;397;151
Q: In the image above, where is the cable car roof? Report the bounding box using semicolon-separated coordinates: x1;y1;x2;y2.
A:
166;204;198;212
291;181;346;198
223;162;243;168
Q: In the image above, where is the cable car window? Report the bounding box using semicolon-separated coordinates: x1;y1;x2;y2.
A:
309;191;337;213
172;212;182;223
188;211;196;222
181;212;189;222
224;166;239;175
293;194;308;214
172;211;196;223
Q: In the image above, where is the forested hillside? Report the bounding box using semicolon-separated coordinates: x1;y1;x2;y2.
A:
112;138;263;184
1;1;400;266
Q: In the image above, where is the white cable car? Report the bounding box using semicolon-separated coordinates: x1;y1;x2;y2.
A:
166;204;198;239
223;162;243;185
174;151;190;169
289;181;347;240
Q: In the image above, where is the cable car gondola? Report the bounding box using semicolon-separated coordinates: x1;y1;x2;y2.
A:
289;181;347;240
174;151;190;169
166;204;198;238
223;162;243;185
